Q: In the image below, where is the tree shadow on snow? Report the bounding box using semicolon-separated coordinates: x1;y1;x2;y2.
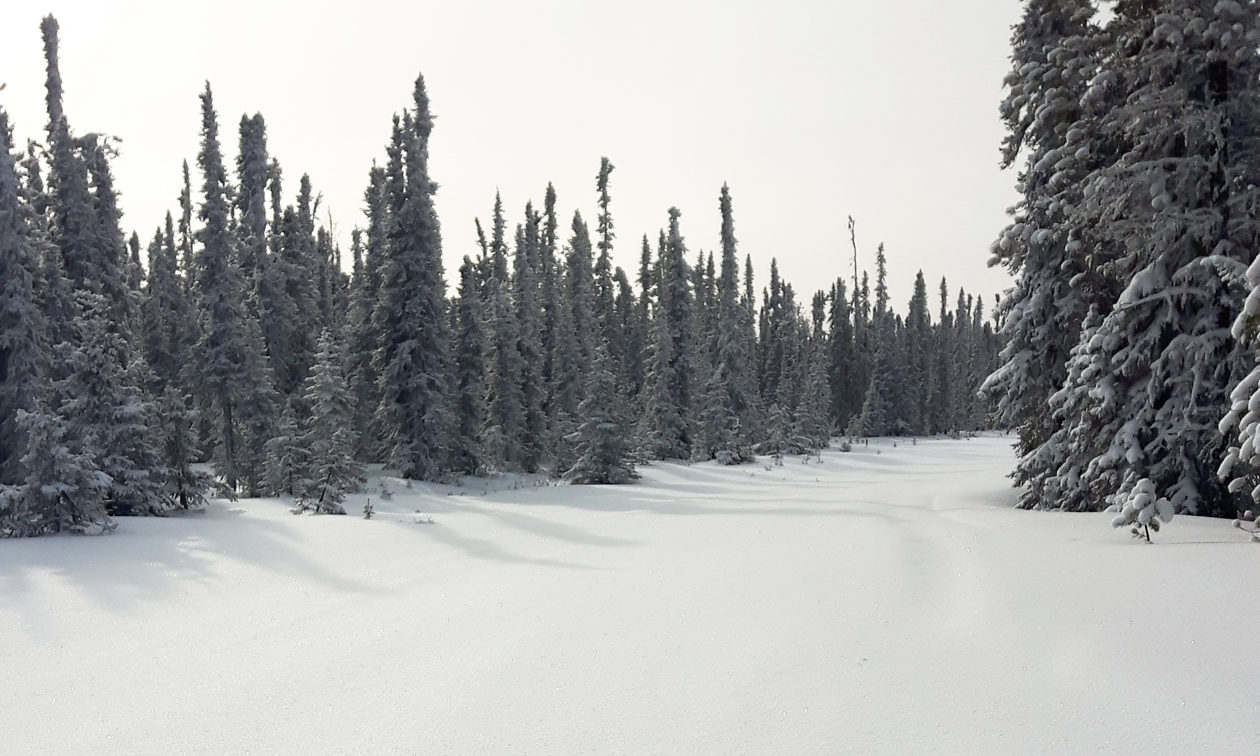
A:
402;520;604;571
0;500;380;618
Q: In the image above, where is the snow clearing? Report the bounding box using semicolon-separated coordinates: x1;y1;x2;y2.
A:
2;435;1257;755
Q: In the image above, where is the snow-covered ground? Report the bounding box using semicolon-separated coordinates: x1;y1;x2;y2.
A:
2;435;1257;755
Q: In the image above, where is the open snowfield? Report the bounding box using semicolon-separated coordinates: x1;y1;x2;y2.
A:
2;435;1257;755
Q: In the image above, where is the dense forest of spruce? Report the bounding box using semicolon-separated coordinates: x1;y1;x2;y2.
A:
0;16;1002;536
987;0;1260;526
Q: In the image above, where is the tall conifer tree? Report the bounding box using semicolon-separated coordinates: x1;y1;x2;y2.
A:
372;76;455;481
697;185;753;463
1050;1;1260;515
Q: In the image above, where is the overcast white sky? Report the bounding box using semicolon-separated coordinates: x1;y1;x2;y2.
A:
1;0;1022;315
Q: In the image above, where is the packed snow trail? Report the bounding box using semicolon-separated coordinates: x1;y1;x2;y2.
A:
2;436;1257;755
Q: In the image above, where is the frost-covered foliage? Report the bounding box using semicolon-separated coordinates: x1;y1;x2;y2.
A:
985;1;1260;517
1045;1;1260;516
8;402;113;535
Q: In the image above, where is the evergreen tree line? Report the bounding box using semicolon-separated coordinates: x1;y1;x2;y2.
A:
0;16;1002;537
986;0;1260;519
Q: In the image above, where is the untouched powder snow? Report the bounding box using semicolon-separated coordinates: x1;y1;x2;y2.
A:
2;436;1258;755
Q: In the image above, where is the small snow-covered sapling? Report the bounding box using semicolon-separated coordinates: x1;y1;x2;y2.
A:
1110;478;1174;543
363;500;374;520
379;481;393;501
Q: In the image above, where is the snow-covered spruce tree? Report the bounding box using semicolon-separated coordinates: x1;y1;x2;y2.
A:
614;267;643;408
538;183;566;465
40;17;124;313
125;232;143;311
778;284;806;418
235;320;283;498
696;185;754;464
156;386;210;511
39;238;77;367
649;208;694;459
514;203;546;472
0;109;109;537
1215;13;1260;518
0;107;52;491
791;295;832;455
690;249;716;457
10;398;113;535
550;211;596;468
40;17;170;511
141;215;194;393
949;288;974;430
1039;304;1137;511
848;270;874;435
565;345;637;485
566;209;597;378
481;276;525;472
451;256;484;475
929;278;954;434
293;330;363;514
348;165;387;462
57;291;166;515
264;405;308;498
1051;1;1260;516
235;113;269;288
189;82;280;497
372;76;456;482
904;271;931;435
857;248;904;437
593;158;624;387
260;189;308;400
271;176;322;397
828;278;858;433
982;0;1111;507
79;133;137;330
759;258;787;407
178;159;195;283
739;254;766;445
238;116;304;436
314;227;346;332
764;402;788;464
702;253;718;359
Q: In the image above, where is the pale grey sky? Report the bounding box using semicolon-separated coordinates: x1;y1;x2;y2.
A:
1;0;1022;315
